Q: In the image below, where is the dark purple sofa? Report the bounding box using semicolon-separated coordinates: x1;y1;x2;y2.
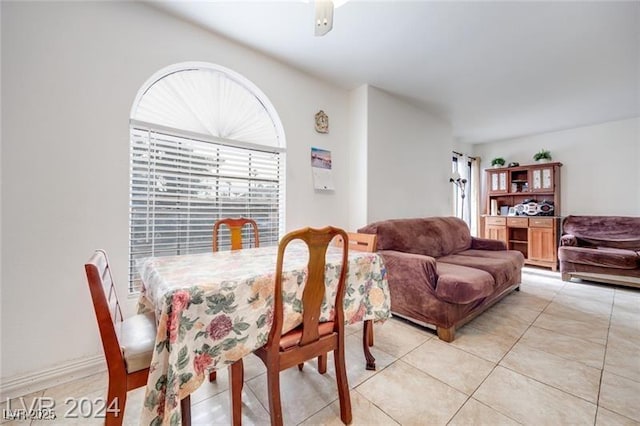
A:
358;217;524;342
559;215;640;287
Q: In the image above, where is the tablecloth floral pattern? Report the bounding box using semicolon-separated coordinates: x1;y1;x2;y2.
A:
136;244;390;425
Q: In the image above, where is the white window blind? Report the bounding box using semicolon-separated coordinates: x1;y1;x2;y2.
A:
129;63;286;292
132;66;281;148
129;124;285;291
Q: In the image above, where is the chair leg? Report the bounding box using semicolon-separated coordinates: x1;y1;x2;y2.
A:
180;395;191;426
297;363;304;371
333;346;352;425
229;360;244;426
265;366;283;426
317;354;327;374
209;370;217;382
105;381;127;426
367;320;374;347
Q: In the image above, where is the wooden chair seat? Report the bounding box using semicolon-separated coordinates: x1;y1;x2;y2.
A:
279;321;335;350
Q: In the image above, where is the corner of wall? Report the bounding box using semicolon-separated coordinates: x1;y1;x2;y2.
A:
347;85;368;230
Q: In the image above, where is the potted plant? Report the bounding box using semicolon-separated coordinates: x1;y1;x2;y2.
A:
533;149;552;163
490;157;506;168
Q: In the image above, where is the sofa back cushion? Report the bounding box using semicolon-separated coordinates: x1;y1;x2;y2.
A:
562;215;640;250
358;217;472;258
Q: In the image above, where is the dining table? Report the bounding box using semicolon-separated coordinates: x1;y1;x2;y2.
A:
136;242;391;425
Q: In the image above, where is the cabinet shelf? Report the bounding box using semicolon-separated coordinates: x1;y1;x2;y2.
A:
501;191;555;196
509;240;527;244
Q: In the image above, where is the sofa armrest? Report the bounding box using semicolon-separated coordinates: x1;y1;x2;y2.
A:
560;234;578;246
471;237;507;251
378;250;438;291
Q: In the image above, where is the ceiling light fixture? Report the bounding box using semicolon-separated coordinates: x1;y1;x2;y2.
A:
314;0;348;36
315;0;334;36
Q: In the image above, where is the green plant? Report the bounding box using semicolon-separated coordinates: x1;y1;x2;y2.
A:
490;157;505;167
533;149;552;161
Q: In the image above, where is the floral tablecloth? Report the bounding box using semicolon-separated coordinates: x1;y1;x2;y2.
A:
136;243;390;425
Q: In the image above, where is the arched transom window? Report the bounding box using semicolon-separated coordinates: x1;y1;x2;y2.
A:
129;63;286;290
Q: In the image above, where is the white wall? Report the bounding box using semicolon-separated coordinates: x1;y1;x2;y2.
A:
0;1;4;381
366;86;453;223
0;1;353;381
473;118;640;216
347;85;369;230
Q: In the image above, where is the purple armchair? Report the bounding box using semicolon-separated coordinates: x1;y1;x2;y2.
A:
559;215;640;287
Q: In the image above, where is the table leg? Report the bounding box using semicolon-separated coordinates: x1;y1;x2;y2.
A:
229;360;244;426
363;320;376;370
180;395;191;425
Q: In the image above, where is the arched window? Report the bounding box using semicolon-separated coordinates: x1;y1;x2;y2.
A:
129;63;286;290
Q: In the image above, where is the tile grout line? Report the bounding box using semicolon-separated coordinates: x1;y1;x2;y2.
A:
451;284;558;425
592;287;616;425
590;288;640;424
490;282;613;410
7;273;639;425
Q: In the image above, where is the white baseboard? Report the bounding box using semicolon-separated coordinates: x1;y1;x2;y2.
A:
0;355;106;401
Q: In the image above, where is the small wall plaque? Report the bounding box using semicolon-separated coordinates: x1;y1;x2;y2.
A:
315;110;329;133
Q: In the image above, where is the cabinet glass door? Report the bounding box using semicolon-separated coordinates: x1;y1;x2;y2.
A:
531;167;553;192
491;173;499;191
542;168;552;190
489;171;508;193
499;172;507;191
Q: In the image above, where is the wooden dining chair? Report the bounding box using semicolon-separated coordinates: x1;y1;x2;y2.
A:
210;218;260;384
334;232;378;369
230;227;352;426
334;232;377;254
84;250;191;426
212;217;260;252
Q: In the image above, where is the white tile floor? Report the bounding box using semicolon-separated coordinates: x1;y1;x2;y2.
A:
3;267;639;425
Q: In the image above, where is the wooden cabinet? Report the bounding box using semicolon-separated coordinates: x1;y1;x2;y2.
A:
483;216;559;271
483;162;562;271
529;226;555;263
485;217;507;245
528;218;557;269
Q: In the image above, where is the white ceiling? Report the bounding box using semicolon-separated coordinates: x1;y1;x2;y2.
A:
152;1;640;144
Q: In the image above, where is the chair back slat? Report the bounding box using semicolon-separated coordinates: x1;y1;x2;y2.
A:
334;232;377;253
213;218;260;252
98;260;123;324
85;250;126;370
270;227;349;348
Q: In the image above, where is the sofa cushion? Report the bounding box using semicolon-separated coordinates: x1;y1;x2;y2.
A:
435;262;495;304
437;251;522;287
378;250;438;290
457;249;525;269
471;237;507;251
359;217;472;258
558;246;639;270
562;216;640;250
